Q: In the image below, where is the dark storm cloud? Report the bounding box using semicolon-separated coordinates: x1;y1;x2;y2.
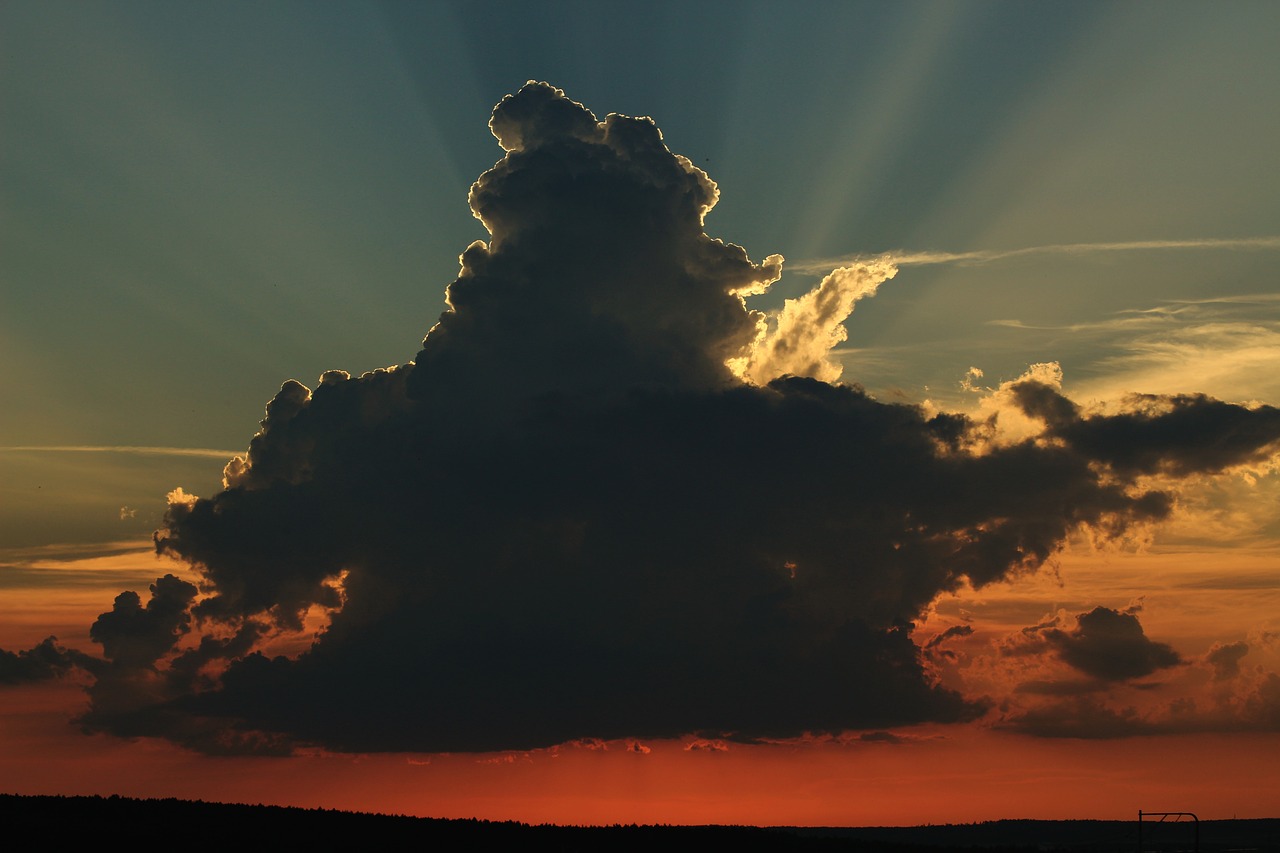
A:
923;624;973;663
925;624;974;651
1007;605;1182;682
0;636;98;685
1205;641;1250;681
76;575;285;756
89;574;197;668
81;83;1280;753
1049;607;1181;682
1010;382;1280;477
407;81;782;404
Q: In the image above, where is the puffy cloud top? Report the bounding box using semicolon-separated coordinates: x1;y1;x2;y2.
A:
410;82;781;405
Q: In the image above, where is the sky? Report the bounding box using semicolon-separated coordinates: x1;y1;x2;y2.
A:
3;0;1280;826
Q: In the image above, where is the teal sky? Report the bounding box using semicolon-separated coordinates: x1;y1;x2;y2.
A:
4;0;1280;543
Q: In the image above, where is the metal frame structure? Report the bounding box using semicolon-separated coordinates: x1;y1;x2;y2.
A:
1137;810;1199;852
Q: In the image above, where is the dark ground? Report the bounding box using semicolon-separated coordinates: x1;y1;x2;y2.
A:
2;794;1275;851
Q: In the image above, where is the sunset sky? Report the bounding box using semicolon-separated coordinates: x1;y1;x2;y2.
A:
3;1;1279;826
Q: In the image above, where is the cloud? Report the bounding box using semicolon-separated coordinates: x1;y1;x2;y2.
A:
76;574;284;755
1080;318;1280;406
951;291;1280;413
1242;672;1280;730
925;624;974;651
790;236;1280;276
88;574;198;669
854;730;909;744
985;295;1280;408
1007;377;1280;478
1205;641;1250;682
1003;605;1181;683
73;83;1280;754
990;612;1280;739
1042;606;1182;682
999;669;1280;739
405;82;782;404
0;636;99;685
735;259;897;385
0;446;239;459
996;696;1156;739
923;624;974;663
683;738;730;752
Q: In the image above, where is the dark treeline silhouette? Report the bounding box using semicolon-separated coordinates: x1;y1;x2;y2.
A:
2;795;1275;851
794;818;1279;851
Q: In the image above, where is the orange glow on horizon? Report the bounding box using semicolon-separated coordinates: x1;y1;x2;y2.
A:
2;685;1276;826
2;541;1277;826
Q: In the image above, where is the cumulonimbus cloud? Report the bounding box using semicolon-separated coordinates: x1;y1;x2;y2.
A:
22;83;1279;755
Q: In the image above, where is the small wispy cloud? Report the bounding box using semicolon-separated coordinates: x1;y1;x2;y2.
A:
0;539;156;566
792;236;1280;275
1163;293;1280;306
0;445;238;459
